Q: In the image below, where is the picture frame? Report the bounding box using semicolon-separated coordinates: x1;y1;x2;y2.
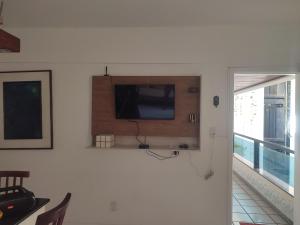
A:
0;70;53;149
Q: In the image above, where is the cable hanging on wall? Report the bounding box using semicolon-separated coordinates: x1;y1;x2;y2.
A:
128;120;179;160
187;130;216;180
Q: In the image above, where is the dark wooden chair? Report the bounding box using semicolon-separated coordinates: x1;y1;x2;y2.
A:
35;193;71;225
0;171;30;188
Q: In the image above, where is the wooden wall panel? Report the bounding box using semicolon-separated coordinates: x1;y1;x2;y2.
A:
92;76;200;139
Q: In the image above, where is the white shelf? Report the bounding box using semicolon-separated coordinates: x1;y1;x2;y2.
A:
87;144;200;151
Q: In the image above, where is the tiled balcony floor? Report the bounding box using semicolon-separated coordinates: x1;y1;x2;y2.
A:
232;173;291;225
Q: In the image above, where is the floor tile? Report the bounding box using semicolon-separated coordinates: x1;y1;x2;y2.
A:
232;213;253;223
233;188;246;194
256;200;272;208
234;193;252;200
232;174;289;225
248;213;274;223
232;205;246;213
243;206;266;214
233;185;241;190
232;199;240;206
238;199;258;207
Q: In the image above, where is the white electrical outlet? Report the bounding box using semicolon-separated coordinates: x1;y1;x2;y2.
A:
110;201;118;212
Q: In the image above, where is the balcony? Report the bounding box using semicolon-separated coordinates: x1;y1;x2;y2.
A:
233;132;294;223
232;174;290;225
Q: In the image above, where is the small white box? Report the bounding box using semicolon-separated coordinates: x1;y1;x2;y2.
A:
100;142;106;148
95;134;115;148
100;136;106;141
96;142;101;148
105;142;112;148
105;135;114;141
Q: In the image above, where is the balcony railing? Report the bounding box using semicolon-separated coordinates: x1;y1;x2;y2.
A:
233;132;295;195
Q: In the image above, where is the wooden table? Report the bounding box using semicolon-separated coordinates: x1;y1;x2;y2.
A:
0;198;49;225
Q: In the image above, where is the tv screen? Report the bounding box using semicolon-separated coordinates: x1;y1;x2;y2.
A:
115;84;175;120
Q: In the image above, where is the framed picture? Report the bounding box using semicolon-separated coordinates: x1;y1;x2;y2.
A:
0;70;53;149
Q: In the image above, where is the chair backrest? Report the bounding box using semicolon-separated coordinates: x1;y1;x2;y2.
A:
0;171;30;188
35;193;71;225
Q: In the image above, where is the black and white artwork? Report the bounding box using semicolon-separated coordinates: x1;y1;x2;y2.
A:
0;70;53;149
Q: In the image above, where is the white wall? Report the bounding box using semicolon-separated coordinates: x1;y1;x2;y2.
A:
0;26;300;225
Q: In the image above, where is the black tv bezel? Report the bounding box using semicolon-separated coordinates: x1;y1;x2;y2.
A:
114;84;175;120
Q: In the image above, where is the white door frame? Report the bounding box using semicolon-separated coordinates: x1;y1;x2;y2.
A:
227;66;299;225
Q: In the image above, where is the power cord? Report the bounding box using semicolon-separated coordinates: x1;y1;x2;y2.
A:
188;131;216;180
128;120;145;145
146;149;179;160
128;120;179;160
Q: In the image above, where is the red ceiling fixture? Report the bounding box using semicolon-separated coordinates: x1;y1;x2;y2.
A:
0;1;20;52
0;28;20;52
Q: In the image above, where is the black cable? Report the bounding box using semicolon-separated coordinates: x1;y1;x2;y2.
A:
128;120;144;144
128;120;179;160
146;149;179;160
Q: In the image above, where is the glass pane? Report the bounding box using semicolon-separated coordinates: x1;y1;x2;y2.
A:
234;135;254;167
259;144;294;192
3;81;42;139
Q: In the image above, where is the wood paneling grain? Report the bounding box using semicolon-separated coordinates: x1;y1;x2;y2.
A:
92;76;200;141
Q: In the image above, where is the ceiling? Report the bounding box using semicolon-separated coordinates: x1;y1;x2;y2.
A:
234;74;287;91
2;0;300;27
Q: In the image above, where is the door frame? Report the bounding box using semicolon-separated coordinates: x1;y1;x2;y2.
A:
227;66;299;225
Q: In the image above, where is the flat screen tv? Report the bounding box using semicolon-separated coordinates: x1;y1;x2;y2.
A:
115;84;175;120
